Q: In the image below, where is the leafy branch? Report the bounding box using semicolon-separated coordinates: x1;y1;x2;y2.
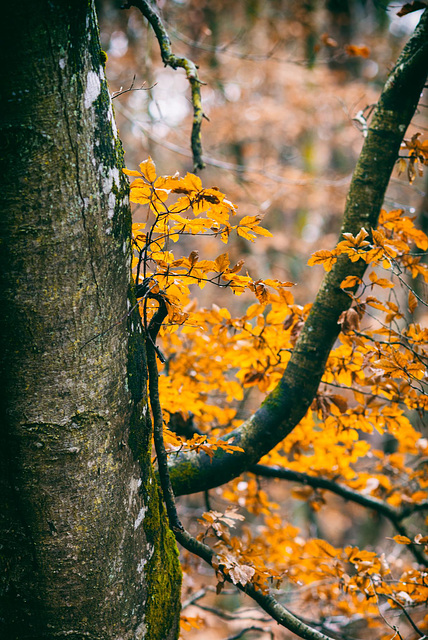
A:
145;312;339;640
168;8;428;497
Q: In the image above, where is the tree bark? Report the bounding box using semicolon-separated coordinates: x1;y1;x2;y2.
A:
0;2;181;639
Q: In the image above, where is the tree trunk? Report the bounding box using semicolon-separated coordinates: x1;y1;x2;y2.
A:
0;2;181;639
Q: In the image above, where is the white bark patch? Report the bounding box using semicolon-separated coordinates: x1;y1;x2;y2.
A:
101;166;120;195
129;477;141;505
107;101;118;139
59;58;66;69
108;192;116;219
100;166;121;226
84;70;101;108
134;505;147;531
136;558;147;573
134;620;146;640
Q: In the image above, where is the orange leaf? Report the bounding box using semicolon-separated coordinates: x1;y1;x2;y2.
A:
391;535;412;545
345;44;370;58
214;253;230;272
408;290;418;314
123;167;142;177
340;275;362;289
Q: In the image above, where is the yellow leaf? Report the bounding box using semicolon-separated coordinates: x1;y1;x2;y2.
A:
214;253;230;272
181;172;202;193
239;215;259;227
308;250;338;272
154;175;180;190
130;184;152;205
252;225;273;238
123;167;142;177
139;157;157;182
397;157;407;174
391;535;412;545
340;275;362;289
237;226;256;242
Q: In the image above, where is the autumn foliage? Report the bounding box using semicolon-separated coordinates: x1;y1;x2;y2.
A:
124;152;428;639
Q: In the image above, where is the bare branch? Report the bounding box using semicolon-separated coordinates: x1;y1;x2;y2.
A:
122;0;205;170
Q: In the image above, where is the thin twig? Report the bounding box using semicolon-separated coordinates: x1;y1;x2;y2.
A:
111;75;155;99
223;626;274;640
378;592;426;638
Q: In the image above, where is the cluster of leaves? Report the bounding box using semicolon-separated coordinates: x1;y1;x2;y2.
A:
195;507;281;595
267;208;428;508
126;158;428;639
163;426;243;459
397;133;428;184
126;156;282;307
249;518;428;631
126;156;293;429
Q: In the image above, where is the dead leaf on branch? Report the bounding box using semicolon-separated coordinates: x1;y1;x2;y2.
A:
338;308;360;333
397;1;428;17
228;563;256;586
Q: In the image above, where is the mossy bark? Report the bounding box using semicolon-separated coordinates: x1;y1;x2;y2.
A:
0;2;181;638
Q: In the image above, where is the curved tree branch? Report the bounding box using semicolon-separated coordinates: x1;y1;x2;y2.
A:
168;9;428;497
250;465;426;522
250;464;428;566
123;0;205;171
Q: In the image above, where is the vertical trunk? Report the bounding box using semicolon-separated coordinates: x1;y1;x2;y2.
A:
0;2;181;639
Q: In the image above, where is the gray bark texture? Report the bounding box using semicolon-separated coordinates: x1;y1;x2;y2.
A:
0;2;181;639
